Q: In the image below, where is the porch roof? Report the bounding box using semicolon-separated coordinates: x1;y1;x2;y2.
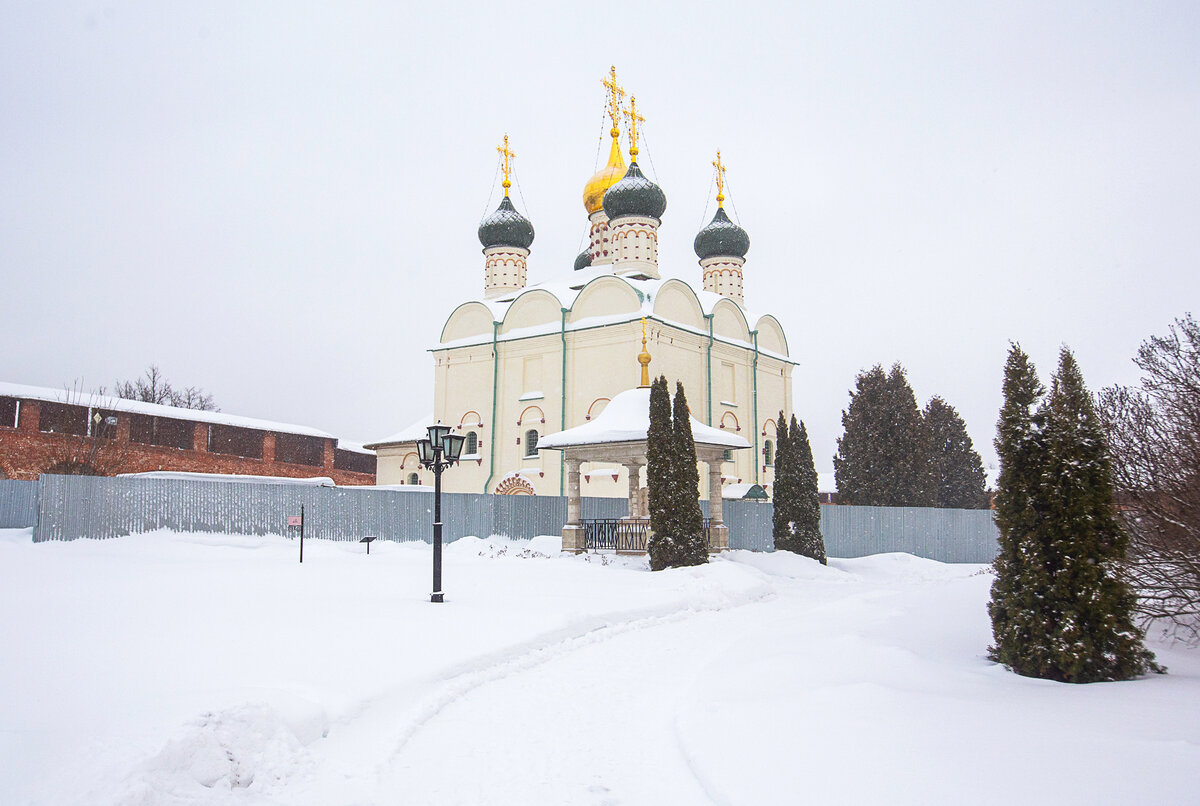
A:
537;387;750;452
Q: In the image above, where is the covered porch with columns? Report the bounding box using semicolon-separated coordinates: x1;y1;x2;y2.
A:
538;387;750;554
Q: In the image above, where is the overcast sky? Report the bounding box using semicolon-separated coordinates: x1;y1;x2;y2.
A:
2;1;1197;480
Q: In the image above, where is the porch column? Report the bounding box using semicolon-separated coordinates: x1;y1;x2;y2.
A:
561;455;585;553
624;459;643;518
707;460;729;552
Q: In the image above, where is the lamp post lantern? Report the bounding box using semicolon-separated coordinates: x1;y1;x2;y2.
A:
416;424;466;603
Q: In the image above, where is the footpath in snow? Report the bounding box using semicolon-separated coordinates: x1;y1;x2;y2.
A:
1;528;1197;805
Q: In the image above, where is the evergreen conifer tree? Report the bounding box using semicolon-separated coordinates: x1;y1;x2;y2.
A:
791;416;827;564
924;396;990;509
989;345;1158;682
834;364;932;506
672;382;708;566
988;344;1051;673
773;412;826;563
1037;348;1157;681
772;412;796;550
646;375;679;571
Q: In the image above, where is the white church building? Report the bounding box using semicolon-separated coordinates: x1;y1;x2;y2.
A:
366;71;795;502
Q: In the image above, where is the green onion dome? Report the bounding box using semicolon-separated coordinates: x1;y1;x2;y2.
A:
573;248;592;271
478;196;535;250
601;161;666;222
693;207;749;260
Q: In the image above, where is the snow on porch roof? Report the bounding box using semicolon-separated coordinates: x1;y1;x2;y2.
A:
537;387;750;450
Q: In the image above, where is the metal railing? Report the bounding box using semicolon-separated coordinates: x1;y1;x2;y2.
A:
582;518;649;552
582;517;717;553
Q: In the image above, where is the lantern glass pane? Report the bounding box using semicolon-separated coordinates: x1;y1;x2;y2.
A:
416;438;433;464
427;424;451;449
443;433;466;461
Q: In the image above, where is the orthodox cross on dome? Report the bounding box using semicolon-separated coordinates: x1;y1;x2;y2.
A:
713;150;727;208
603;65;626;139
623;95;645;160
497;134;515;197
638;317;652;388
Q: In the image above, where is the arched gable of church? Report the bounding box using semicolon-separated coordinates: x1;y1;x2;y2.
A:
567;275;641;325
652;279;705;330
441;301;496;344
711;298;751;343
500;289;564;335
754;314;790;357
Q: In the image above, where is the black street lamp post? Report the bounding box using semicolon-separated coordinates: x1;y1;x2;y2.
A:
416;423;465;603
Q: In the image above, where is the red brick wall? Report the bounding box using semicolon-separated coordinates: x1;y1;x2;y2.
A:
0;401;375;485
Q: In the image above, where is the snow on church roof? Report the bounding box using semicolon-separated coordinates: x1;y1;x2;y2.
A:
537;386;750;450
438;272;794;365
363;413;436;449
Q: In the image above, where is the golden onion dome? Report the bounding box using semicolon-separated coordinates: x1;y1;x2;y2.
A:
583;134;627;215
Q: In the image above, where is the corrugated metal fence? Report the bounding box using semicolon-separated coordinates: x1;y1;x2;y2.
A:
722;502;999;563
0;480;39;528
10;476;1000;562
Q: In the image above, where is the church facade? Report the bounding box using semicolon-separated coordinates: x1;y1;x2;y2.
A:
367;73;795;501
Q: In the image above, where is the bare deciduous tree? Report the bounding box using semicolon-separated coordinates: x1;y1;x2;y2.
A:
111;365;219;411
40;382;133;476
1101;314;1200;643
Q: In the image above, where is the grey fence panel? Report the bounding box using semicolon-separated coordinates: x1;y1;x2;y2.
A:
29;476;1000;562
724;501;998;563
0;480;39;528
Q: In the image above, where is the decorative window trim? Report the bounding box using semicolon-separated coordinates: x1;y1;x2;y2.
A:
517;405;546;426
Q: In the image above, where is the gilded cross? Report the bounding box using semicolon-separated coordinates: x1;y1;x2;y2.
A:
713;150;727;207
497;134;515;196
602;65;626;137
624;96;645;159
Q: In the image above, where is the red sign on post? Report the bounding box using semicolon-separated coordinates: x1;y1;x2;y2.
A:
287;516;302;527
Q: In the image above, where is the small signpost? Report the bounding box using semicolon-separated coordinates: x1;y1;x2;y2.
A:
287;506;305;563
360;535;376;555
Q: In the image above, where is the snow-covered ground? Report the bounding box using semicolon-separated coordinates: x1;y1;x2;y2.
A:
1;528;1197;805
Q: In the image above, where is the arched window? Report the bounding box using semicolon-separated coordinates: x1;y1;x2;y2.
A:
408;472;419;485
465;431;478;455
764;439;774;467
524;429;539;457
722;449;732;462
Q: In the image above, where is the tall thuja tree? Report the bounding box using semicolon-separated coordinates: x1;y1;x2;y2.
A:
672;382;708;566
772;413;797;550
1034;348;1157;681
989;345;1158;681
646;375;680;571
924;396;990;509
988;344;1052;673
791;416;826;564
834;364;933;506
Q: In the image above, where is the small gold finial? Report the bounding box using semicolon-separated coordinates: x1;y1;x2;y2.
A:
623;95;645;160
713;150;726;208
497;134;515;196
603;65;626;140
638;317;652;388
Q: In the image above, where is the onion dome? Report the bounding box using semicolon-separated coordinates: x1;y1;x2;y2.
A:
478;196;534;250
602;161;667;222
573;248;592;271
694;207;750;260
583;137;627;215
